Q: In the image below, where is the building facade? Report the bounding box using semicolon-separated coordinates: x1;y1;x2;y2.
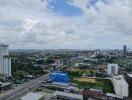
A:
0;44;11;77
107;64;118;76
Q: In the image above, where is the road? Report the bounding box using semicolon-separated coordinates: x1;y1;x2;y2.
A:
0;74;49;100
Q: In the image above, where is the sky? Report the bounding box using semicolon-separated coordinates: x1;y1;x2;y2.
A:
0;0;132;49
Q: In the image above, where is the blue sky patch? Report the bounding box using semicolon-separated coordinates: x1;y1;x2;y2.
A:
47;0;83;16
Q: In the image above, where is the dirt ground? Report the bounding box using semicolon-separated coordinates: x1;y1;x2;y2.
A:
74;77;96;83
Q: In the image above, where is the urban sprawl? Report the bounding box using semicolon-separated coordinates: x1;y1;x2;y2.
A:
0;44;132;100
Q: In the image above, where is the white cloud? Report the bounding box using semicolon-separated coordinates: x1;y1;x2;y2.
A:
0;0;132;49
68;0;88;11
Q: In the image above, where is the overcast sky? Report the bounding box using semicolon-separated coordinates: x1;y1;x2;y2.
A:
0;0;132;49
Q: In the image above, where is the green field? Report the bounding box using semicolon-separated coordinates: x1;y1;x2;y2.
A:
66;69;114;93
72;78;114;93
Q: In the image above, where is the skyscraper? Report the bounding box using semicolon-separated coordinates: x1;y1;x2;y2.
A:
0;44;11;77
123;45;127;58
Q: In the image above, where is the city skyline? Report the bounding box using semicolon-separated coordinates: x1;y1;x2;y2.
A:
0;0;132;49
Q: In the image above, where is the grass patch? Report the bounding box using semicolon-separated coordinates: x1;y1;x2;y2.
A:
72;78;114;93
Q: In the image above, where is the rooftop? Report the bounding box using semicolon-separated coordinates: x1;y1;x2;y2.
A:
51;71;67;75
20;92;43;100
112;75;128;86
0;82;12;87
108;63;118;66
52;82;69;87
127;74;132;78
53;91;83;100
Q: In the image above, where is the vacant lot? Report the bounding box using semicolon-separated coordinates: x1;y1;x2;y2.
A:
74;77;96;83
72;78;114;93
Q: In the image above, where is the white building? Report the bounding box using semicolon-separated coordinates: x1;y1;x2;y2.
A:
0;44;11;77
112;75;128;97
20;92;44;100
107;64;118;76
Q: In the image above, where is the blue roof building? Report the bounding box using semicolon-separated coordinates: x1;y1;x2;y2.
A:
50;71;69;83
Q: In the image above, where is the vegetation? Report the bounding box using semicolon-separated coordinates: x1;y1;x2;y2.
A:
67;68;96;78
11;53;44;81
114;58;132;72
72;78;114;93
67;68;114;93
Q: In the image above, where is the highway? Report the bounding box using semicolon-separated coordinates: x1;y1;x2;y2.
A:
0;74;49;100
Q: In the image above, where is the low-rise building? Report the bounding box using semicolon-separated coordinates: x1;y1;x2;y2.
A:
126;52;132;58
20;92;44;100
50;71;69;83
52;91;83;100
0;82;12;92
83;89;105;100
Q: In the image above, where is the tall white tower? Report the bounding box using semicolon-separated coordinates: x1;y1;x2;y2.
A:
107;64;118;76
0;44;11;77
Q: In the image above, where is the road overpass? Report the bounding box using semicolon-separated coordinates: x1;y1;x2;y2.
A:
0;74;49;100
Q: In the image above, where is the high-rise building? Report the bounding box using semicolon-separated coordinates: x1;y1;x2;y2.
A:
0;44;11;77
123;45;127;58
107;64;118;76
95;49;101;55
